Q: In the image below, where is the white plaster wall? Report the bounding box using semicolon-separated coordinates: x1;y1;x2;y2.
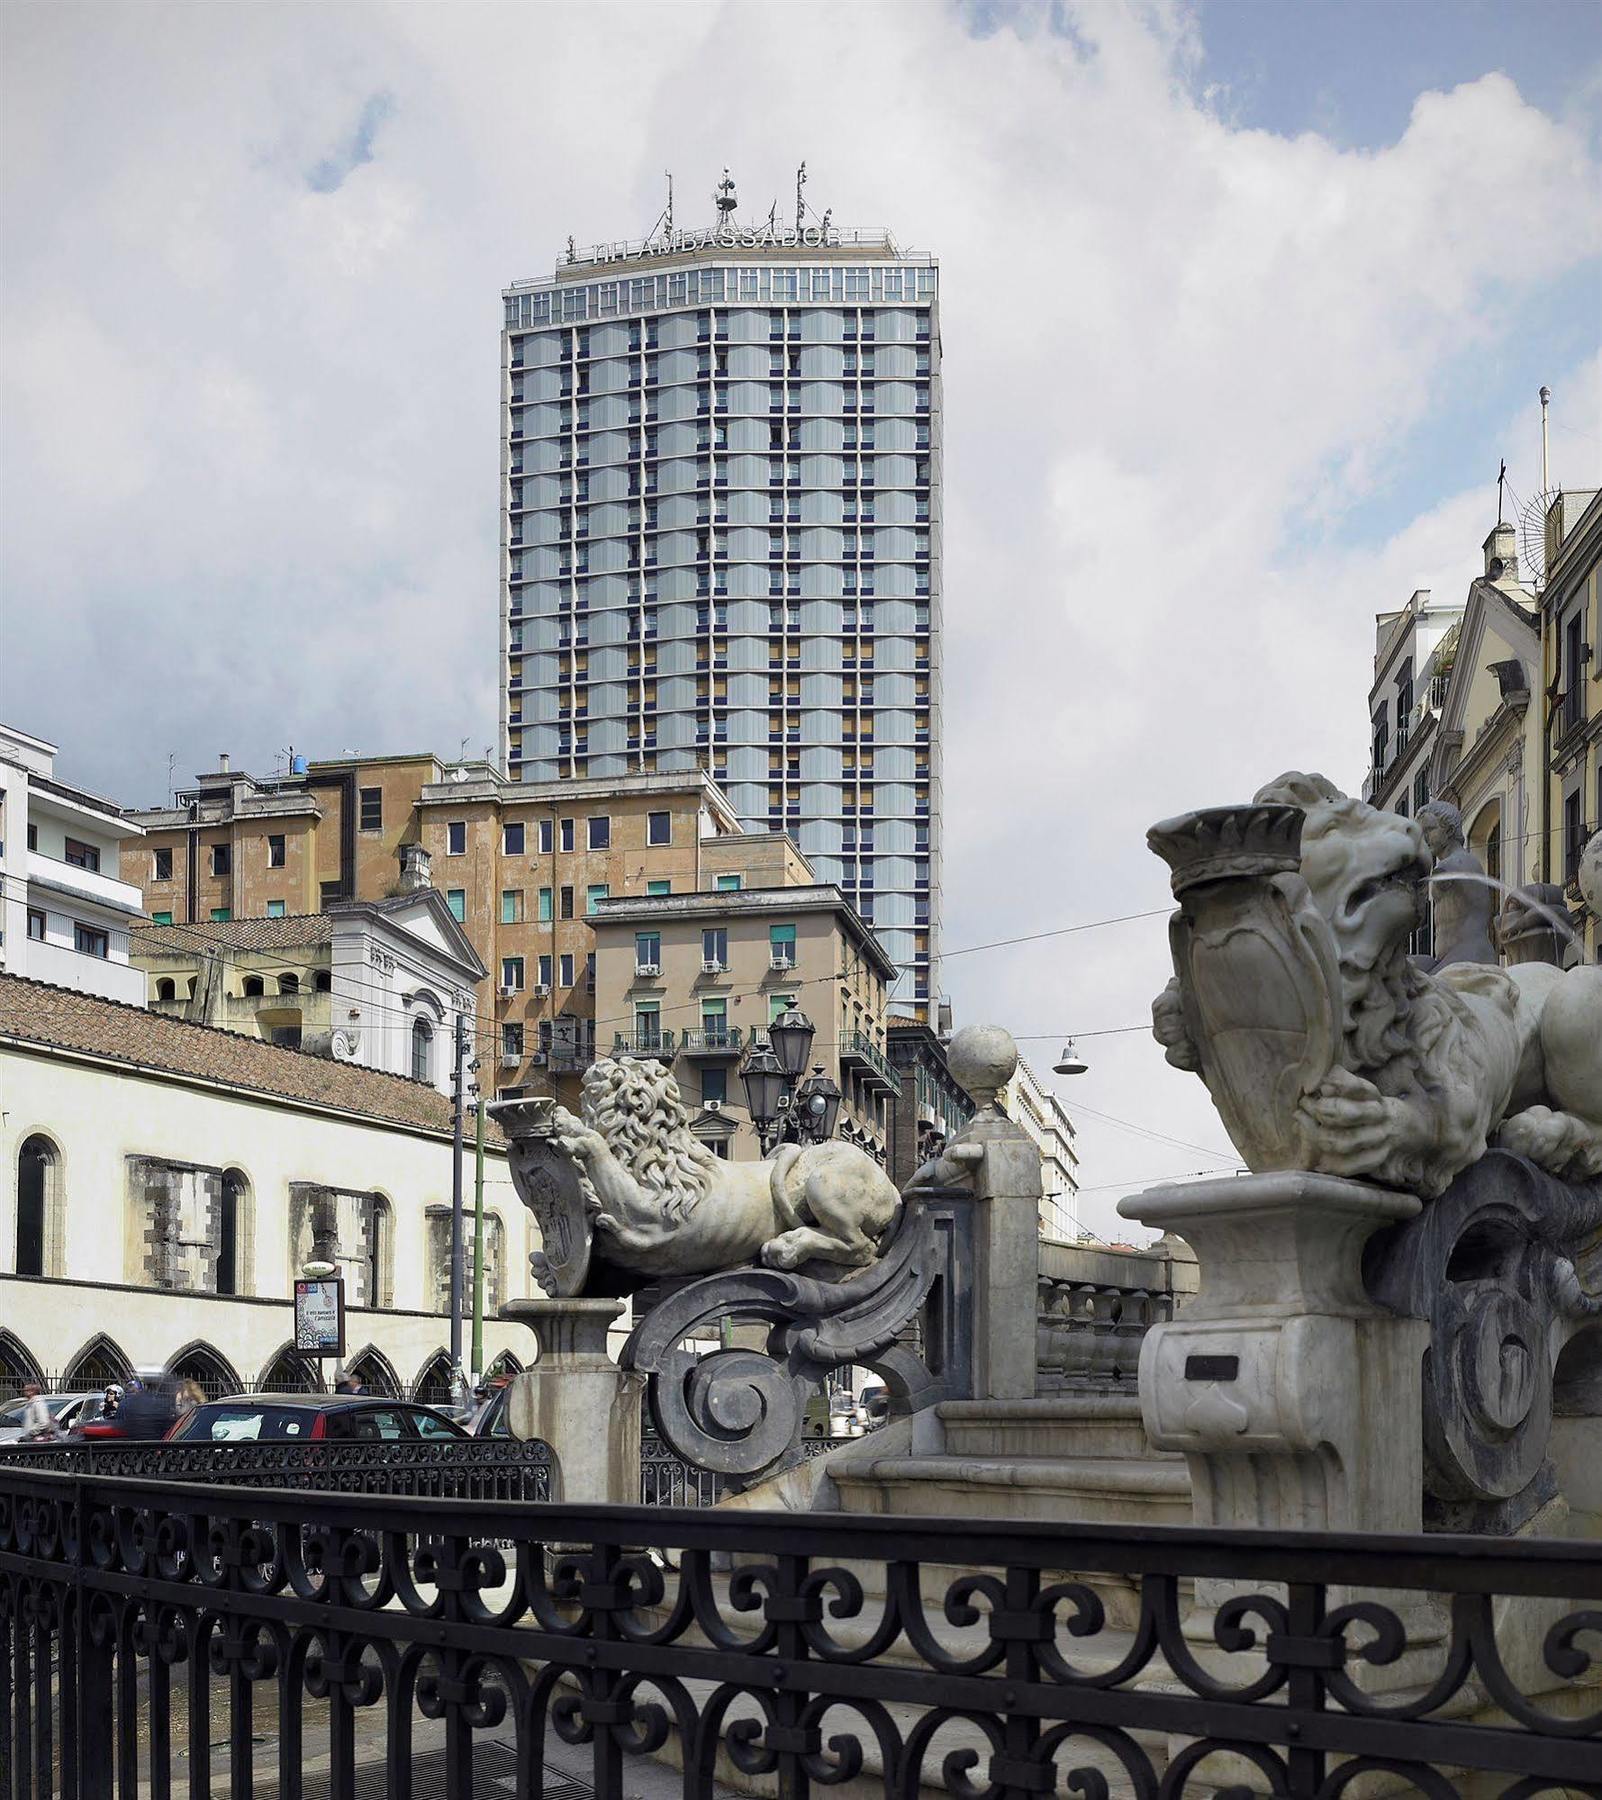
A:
0;1043;539;1386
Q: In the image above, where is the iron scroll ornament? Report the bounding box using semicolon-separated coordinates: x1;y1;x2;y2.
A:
620;1188;972;1485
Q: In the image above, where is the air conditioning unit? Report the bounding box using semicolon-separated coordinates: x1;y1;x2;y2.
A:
530;1050;548;1067
533;983;551;998
637;962;661;978
702;1099;723;1114
702;958;724;975
770;953;793;972
499;983;518;999
500;1051;521;1067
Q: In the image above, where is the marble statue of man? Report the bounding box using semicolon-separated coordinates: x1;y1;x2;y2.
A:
1417;799;1498;969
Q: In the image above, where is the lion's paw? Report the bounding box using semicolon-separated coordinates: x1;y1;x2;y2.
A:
760;1238;803;1271
1496;1106;1602;1183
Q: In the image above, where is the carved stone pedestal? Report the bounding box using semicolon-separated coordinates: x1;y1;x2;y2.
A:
501;1298;645;1506
1120;1170;1428;1534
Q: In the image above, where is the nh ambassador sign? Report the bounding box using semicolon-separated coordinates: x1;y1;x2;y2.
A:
294;1278;346;1357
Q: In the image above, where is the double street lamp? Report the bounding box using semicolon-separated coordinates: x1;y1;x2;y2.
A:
739;1006;842;1154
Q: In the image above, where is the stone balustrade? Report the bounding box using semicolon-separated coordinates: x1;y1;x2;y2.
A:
1035;1236;1196;1393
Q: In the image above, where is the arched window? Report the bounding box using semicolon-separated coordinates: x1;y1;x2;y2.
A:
258;1345;323;1393
344;1347;401;1398
367;1193;392;1309
216;1169;250;1297
412;1350;455;1406
156;978;177;1002
169;1342;242;1402
411;1018;434;1084
0;1330;44;1404
313;969;332;993
16;1135;62;1277
1486;821;1503;885
485;1350;523;1381
278;973;300;996
242;975;265;998
63;1334;133;1393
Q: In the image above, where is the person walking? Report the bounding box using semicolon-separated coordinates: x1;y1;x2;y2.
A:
19;1381;56;1442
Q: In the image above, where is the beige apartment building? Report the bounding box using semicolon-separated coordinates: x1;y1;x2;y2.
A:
124;754;797;1099
1538;488;1601;960
590;874;899;1162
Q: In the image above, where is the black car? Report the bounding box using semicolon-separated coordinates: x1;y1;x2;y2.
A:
166;1394;469;1444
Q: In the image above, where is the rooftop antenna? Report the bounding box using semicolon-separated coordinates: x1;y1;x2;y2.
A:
715;168;737;221
648;170;674;242
1540;384;1551;493
1497;458;1507;526
795;161;806;233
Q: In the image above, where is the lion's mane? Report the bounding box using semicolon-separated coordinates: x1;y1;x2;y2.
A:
580;1056;719;1222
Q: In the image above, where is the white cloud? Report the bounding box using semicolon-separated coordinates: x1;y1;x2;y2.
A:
1;0;1598;1237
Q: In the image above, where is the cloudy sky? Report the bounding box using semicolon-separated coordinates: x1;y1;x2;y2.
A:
3;0;1599;1238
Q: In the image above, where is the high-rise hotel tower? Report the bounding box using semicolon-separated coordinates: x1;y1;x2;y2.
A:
500;181;941;1018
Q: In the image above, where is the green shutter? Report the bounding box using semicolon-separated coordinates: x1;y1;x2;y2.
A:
447;890;466;922
647;880;671;896
538;887;553;922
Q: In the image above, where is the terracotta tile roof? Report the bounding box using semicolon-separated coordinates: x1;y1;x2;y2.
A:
132;916;335;957
0;973;503;1145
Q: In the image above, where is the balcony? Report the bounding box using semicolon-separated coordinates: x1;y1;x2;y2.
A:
612;1027;676;1061
679;1025;743;1058
840;1032;901;1095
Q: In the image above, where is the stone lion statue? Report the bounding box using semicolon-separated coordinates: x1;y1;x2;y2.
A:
546;1056;902;1279
1153;772;1602;1197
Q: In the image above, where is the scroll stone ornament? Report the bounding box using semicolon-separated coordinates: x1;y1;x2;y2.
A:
1151;773;1602;1197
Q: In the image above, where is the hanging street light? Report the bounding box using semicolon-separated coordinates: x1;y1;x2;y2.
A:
767;1006;816;1081
1053;1039;1088;1077
793;1064;842;1144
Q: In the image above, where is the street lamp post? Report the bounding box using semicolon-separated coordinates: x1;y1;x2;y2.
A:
739;1011;842;1153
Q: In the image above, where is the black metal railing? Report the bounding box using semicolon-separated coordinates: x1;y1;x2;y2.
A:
3;1465;1597;1799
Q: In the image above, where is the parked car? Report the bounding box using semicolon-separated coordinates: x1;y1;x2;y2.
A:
469;1385;514;1439
0;1391;108;1443
165;1394;470;1444
858;1382;890;1424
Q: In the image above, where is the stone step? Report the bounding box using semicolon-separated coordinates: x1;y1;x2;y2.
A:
937;1393;1176;1463
831;1452;1193;1526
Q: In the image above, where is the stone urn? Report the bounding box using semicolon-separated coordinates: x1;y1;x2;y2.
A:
1147;803;1343;1173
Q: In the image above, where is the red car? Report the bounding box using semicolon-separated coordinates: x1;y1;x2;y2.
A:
165;1394;468;1443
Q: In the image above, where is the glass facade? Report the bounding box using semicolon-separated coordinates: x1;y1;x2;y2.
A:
501;240;942;1016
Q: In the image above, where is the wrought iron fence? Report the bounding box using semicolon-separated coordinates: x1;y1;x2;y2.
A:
2;1463;1596;1798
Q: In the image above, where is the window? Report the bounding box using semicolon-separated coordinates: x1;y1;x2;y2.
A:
153;847;173;882
209;907;231;924
27;908;46;940
64;837;101;872
411;1018;433;1083
635;1002;661;1048
75;923;109;958
278;972;299;995
559;952;575;989
647;879;672;897
702;1066;728;1105
587;816;611;849
267;834;285;868
1413;771;1430;814
210;843;230;876
559;885;574;919
586;883;609;914
504;821;525;855
152;910;173;925
770;922;797;967
647;811;671;846
502;1023;524;1059
446;821;466;855
537;886;553;921
560;818;575;852
359;787;383;832
501;956;524;990
266;899;285;918
538;819;554;855
1565;788;1585;880
501;888;523;924
446;889;466;922
16;1136;59;1278
242;975;265;997
26;823;37;851
769;991;796;1023
156;977;176;999
319;880;343;908
702;927;727;967
635;931;661;970
538;954;553;988
716;873;742;891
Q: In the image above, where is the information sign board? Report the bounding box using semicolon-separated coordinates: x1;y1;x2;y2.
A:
294;1277;345;1356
